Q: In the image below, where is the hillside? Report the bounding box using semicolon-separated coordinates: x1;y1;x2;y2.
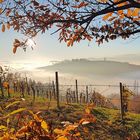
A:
1;96;140;140
39;59;140;76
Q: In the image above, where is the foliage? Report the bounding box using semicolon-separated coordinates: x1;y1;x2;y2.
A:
0;0;140;51
1;97;140;140
0;99;96;140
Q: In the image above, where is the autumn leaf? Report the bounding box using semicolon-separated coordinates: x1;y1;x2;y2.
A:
0;125;8;131
132;8;140;17
73;132;81;137
2;24;5;32
72;2;88;8
28;110;42;122
127;9;132;17
85;108;90;114
103;13;112;20
65;124;78;131
13;46;18;54
54;128;65;135
117;2;128;7
118;10;123;15
56;136;68;140
41;120;49;132
98;0;108;3
67;39;73;47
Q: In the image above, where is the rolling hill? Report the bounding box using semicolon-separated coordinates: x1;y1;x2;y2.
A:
39;59;140;77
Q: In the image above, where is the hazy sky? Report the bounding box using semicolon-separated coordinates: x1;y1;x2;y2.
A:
0;28;140;70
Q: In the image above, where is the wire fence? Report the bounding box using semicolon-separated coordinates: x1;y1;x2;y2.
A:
0;71;140;113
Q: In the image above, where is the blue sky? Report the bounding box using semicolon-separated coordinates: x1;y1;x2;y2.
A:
0;28;140;70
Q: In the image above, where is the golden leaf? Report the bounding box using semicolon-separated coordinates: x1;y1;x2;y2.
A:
41;121;49;132
2;24;5;32
56;136;68;140
65;124;78;131
28;110;42;122
73;132;81;137
67;39;73;47
54;128;64;135
118;10;123;15
117;2;127;7
85;108;90;114
0;125;8;131
127;9;132;17
132;8;140;17
103;13;112;20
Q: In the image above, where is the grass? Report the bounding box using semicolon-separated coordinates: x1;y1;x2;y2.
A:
1;92;140;139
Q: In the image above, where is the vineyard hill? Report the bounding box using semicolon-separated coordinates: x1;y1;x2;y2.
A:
39;59;140;76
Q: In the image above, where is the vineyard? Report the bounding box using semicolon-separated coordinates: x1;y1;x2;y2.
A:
0;0;140;139
0;68;140;140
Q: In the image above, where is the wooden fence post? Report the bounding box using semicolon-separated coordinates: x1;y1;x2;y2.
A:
86;85;88;103
7;84;10;98
52;81;56;99
75;79;78;103
0;78;4;98
120;82;124;122
55;72;60;109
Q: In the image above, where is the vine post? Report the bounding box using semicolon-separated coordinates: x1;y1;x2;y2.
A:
120;82;124;122
75;79;78;103
55;72;60;109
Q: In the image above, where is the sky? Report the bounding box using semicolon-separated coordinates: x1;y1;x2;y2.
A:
0;28;140;70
